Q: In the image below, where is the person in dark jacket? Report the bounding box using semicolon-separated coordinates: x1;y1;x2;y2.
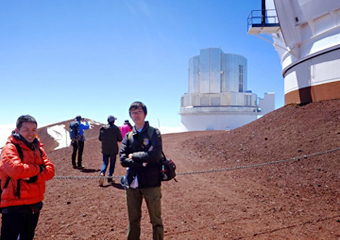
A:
0;115;55;240
98;115;122;186
120;101;163;240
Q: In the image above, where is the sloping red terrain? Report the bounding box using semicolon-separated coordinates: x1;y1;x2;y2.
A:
15;99;340;239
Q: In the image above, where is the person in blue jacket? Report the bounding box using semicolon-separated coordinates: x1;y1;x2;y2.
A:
71;115;89;169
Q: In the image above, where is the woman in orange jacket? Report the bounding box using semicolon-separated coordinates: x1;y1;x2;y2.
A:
0;115;55;240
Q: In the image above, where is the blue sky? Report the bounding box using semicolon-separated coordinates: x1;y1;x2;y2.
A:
0;0;283;138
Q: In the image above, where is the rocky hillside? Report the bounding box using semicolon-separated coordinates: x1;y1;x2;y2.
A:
30;99;340;239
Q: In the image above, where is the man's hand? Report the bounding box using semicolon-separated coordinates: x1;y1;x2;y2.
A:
26;176;38;182
128;153;133;159
39;165;45;173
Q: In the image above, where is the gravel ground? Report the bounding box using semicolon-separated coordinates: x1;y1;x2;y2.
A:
18;99;340;239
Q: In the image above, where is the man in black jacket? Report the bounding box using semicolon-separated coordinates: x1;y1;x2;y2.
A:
98;115;122;186
120;101;163;240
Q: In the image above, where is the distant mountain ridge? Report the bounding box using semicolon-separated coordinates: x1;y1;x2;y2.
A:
37;118;103;153
38;99;340;156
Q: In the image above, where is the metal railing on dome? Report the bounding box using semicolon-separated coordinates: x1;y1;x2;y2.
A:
247;9;280;33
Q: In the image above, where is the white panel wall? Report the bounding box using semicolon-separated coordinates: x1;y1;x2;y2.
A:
259;93;275;115
181;113;258;131
180;92;258;108
284;48;340;95
272;0;340;71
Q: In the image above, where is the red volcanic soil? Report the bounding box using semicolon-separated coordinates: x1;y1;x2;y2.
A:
25;100;340;239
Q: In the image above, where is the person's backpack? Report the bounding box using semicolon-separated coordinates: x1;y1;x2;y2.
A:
160;152;177;181
127;127;177;182
69;121;81;141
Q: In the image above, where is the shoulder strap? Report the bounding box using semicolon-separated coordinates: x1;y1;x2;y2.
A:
39;148;43;158
10;143;24;198
0;144;21;199
128;131;133;140
147;126;155;140
148;127;166;160
12;143;23;161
